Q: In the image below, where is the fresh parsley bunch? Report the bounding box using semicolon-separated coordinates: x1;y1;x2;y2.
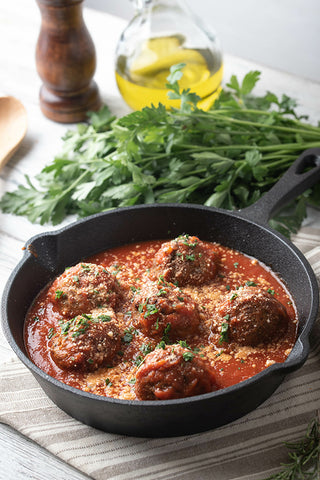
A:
1;66;319;235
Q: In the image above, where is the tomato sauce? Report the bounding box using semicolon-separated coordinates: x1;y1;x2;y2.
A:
25;237;298;400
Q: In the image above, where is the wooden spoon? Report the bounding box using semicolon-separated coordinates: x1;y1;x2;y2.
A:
0;96;27;170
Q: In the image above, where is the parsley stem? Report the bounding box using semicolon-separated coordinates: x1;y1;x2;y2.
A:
175;142;320;153
56;170;88;199
209;108;320;132
191;112;320;137
1;70;319;232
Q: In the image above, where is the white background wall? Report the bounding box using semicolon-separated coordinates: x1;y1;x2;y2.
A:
85;0;320;83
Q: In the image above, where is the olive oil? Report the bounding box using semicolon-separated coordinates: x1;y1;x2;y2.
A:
115;35;223;111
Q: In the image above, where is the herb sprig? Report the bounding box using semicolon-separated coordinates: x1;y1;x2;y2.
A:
263;417;319;480
1;68;319;236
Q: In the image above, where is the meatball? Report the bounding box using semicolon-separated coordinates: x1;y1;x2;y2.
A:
49;308;121;371
135;344;217;400
217;286;289;347
48;263;119;318
134;279;200;339
152;234;217;286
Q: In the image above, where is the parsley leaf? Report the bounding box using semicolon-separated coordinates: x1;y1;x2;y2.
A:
1;69;319;235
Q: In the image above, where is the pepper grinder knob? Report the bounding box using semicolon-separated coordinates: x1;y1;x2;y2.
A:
35;0;101;123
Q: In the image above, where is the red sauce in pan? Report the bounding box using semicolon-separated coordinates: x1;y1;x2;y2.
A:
25;236;298;401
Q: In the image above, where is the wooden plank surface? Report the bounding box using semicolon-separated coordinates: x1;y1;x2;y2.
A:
0;424;92;480
0;0;319;478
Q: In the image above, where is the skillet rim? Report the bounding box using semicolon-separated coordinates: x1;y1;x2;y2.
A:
1;202;318;410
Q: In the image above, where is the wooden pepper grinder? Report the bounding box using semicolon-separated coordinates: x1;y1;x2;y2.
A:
36;0;101;123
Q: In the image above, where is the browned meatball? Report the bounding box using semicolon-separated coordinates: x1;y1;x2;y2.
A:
49;308;121;372
152;234;217;286
48;263;119;318
135;344;217;400
134;279;200;339
217;286;289;347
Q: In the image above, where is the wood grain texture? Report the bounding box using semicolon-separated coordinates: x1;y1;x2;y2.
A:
35;0;101;122
0;97;27;170
0;424;91;480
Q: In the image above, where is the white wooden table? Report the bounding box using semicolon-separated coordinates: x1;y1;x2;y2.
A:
0;1;320;478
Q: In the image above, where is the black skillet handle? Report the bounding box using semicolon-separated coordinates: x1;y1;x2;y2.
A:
238;148;320;225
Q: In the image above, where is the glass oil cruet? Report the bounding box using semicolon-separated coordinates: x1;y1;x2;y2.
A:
115;0;223;111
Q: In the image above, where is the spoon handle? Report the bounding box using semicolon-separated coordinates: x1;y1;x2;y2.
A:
0;96;27;170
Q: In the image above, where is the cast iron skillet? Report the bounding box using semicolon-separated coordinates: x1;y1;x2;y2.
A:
2;148;320;437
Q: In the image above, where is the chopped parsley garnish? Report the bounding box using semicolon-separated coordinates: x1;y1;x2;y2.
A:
144;303;159;318
122;328;134;344
178;340;202;356
59;313;111;339
81;264;91;272
60;320;71;335
177;234;198;249
182;351;194;362
47;327;55;339
71;315;91;338
219;322;229;344
97;314;112;322
55;290;66;299
134;355;144;367
246;280;257;287
112;264;122;275
162;323;171;343
140;342;152;356
158;275;166;285
157;288;167;297
130;285;140;294
105;378;112;386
